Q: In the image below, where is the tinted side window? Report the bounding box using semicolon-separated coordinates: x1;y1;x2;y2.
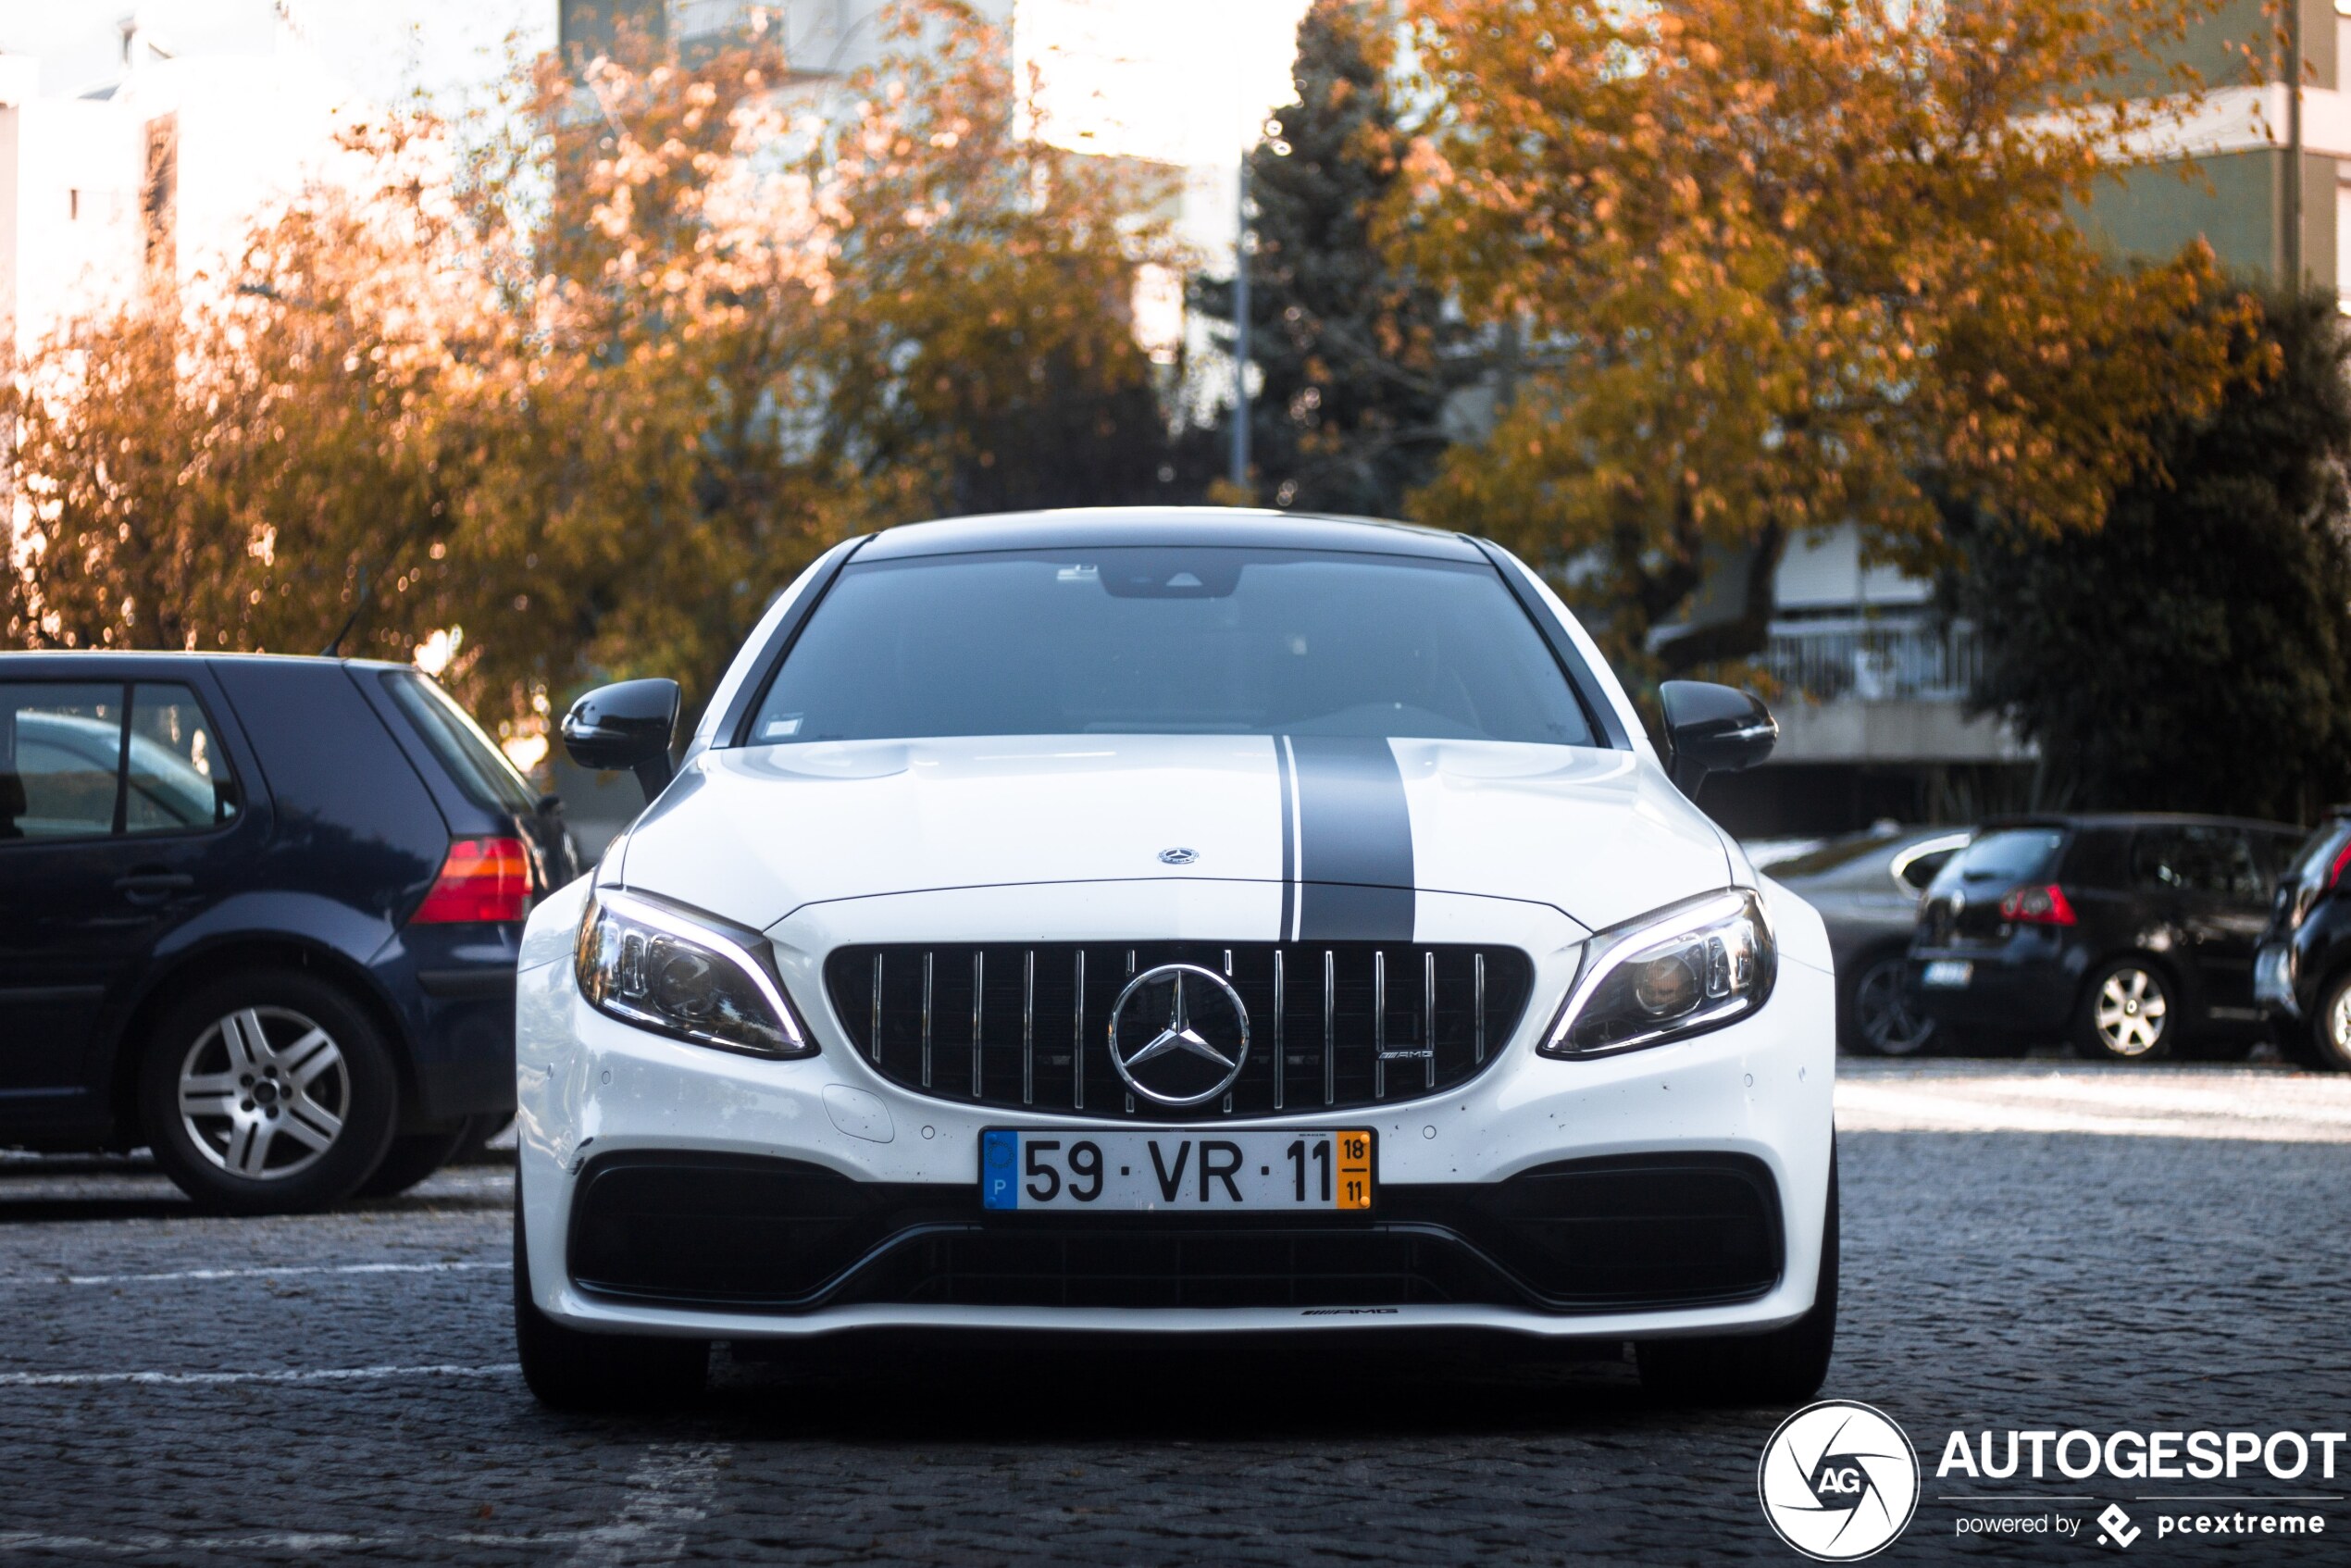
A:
125;683;239;835
0;683;126;840
2133;827;2263;899
1897;849;1958;892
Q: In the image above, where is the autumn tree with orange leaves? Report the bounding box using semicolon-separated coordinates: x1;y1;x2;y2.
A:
1386;0;2264;679
3;1;1183;740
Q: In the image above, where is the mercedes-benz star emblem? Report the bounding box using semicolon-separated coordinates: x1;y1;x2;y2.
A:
1158;847;1198;865
1108;964;1250;1106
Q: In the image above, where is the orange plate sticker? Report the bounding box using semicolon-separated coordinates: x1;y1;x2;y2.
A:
1335;1130;1373;1210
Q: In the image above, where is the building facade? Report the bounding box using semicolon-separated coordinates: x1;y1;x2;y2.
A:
2081;0;2345;299
0;15;360;360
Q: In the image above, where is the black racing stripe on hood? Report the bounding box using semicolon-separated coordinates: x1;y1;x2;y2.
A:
1287;735;1415;941
1275;736;1299;940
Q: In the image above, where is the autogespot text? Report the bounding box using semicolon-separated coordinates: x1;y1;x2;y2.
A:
1937;1427;2347;1481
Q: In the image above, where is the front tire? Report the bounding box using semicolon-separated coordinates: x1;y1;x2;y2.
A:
1842;952;1935;1056
1637;1154;1837;1405
515;1205;708;1412
2075;958;2175;1062
139;969;399;1214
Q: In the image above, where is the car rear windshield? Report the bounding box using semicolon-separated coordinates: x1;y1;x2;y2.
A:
1939;828;2066;888
382;671;538;816
750;548;1596;745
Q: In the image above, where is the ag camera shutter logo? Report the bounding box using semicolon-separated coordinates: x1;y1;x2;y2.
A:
1758;1400;1921;1561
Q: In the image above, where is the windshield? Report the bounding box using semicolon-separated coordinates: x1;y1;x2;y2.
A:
750;548;1595;745
1932;828;2066;892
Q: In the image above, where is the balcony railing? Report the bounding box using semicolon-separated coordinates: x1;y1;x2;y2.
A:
1760;618;1979;703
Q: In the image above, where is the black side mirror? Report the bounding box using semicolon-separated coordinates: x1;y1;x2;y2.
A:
1660;679;1777;796
561;678;681;802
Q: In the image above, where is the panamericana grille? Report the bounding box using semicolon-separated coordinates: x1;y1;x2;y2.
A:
821;942;1535;1121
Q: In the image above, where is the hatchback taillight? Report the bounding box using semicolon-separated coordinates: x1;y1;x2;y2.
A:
411;837;533;924
1999;883;2076;927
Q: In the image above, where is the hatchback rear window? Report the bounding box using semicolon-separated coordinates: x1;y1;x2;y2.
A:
1940;828;2065;888
382;672;537;816
2286;820;2351;888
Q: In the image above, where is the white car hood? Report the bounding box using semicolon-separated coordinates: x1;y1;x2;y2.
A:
616;735;1730;938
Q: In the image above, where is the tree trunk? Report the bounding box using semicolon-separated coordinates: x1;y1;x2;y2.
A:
1653;521;1785;673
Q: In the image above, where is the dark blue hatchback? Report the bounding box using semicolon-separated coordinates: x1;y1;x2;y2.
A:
0;653;578;1212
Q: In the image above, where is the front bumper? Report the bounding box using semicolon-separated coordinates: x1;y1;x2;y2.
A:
515;880;1836;1341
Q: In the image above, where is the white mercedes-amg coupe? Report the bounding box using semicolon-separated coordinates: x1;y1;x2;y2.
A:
512;509;1836;1408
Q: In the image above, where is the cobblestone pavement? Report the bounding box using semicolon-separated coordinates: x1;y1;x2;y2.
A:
2;1063;2347;1565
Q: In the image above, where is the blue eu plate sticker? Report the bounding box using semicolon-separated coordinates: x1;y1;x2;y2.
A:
981;1130;1019;1210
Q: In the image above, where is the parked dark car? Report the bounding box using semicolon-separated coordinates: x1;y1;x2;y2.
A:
1762;825;1968;1054
2254;808;2351;1070
1907;815;2303;1061
0;653;578;1211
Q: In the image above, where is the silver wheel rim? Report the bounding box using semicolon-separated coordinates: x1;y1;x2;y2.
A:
1854;959;1934;1055
2329;987;2351;1058
177;1007;349;1180
2093;968;2168;1058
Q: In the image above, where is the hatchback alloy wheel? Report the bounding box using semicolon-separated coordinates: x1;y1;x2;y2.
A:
2323;977;2351;1070
176;1006;350;1180
2092;966;2169;1058
1848;955;1935;1055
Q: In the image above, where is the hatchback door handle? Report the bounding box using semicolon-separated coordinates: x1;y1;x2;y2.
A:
115;871;194;903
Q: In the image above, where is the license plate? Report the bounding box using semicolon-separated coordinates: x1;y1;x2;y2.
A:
1922;960;1973;989
981;1128;1373;1212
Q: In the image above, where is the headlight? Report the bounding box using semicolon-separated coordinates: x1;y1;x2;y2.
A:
574;889;813;1058
1539;889;1775;1057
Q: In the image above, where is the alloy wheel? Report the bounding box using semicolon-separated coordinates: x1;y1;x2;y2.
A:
2330;985;2351;1062
2093;967;2168;1057
176;1007;350;1180
1852;958;1934;1055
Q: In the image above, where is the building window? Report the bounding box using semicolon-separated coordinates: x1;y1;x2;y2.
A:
2338;180;2351;313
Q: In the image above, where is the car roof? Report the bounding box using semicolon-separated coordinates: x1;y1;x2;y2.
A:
0;651;411;675
853;506;1488;563
1978;812;2305;835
